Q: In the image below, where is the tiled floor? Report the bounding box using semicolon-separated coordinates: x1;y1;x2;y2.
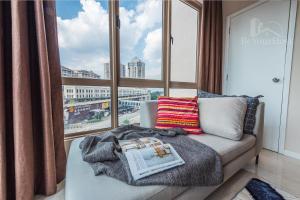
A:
207;149;300;200
36;149;300;200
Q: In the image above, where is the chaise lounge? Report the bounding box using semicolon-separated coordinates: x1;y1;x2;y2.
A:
65;100;264;200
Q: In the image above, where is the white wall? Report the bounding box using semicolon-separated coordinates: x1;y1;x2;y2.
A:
285;2;300;156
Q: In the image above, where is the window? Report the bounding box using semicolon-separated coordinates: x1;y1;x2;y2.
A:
56;0;112;136
169;89;198;97
170;0;200;90
118;88;163;125
119;0;163;80
63;85;111;134
56;0;201;138
117;0;164;125
57;0;110;80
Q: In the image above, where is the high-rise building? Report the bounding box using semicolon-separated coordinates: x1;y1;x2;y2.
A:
120;64;126;78
128;57;145;79
103;63;126;79
103;63;110;79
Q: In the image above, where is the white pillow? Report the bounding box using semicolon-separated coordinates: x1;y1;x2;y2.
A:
199;97;247;141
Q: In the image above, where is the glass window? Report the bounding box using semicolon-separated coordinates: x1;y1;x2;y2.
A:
56;0;110;80
170;0;199;83
63;85;111;134
119;0;163;80
169;89;197;97
56;0;112;135
118;87;163;125
56;0;201;136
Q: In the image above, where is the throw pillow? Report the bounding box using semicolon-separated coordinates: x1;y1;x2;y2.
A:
198;91;262;134
155;96;202;134
199;97;247;140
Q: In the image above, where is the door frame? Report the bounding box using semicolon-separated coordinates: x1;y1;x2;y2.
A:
223;0;298;154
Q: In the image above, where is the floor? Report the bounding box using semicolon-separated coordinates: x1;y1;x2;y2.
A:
207;149;300;200
35;149;300;200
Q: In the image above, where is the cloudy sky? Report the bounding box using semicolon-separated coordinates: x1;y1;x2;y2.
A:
56;0;162;80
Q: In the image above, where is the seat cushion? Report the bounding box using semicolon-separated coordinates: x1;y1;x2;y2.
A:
65;138;187;200
188;134;256;165
65;135;255;200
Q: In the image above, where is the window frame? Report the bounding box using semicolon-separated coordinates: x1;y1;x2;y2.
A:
61;0;202;140
169;0;202;91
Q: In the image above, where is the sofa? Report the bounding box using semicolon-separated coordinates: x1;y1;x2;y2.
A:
65;100;264;200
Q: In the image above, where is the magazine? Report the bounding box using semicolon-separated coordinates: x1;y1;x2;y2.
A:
119;137;185;180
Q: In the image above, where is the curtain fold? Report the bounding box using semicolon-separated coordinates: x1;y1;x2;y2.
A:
0;1;66;200
199;0;223;94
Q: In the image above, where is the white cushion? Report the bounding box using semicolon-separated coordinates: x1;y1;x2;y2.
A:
188;134;256;164
199;97;247;141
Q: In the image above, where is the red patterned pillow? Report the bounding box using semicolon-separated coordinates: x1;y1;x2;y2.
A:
155;96;202;134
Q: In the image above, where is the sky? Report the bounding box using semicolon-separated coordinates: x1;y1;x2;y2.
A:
56;0;162;80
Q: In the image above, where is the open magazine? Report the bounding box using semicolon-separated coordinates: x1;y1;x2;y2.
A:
119;137;185;180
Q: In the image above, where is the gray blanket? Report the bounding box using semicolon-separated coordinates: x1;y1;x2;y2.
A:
79;125;223;186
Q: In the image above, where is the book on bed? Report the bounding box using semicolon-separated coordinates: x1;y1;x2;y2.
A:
119;137;185;180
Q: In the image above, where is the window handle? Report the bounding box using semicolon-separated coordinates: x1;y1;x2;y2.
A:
170;35;174;45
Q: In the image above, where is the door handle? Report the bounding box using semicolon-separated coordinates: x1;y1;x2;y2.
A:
272;77;280;83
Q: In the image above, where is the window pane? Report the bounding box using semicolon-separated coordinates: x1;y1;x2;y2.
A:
118;88;163;125
169;89;197;97
63;85;111;134
119;0;163;80
170;0;198;82
56;0;110;80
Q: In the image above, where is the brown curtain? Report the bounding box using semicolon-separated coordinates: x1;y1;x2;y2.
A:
199;0;223;94
0;1;66;200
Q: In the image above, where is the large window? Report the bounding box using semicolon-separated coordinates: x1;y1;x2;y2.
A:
56;0;201;138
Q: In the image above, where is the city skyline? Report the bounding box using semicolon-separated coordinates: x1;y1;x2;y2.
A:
103;56;146;79
62;56;146;80
56;0;162;80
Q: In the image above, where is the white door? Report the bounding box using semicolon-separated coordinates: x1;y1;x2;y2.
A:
225;1;291;151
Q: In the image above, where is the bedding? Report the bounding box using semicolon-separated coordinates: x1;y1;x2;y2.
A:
80;125;223;187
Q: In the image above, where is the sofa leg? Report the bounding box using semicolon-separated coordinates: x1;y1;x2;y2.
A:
255;154;259;165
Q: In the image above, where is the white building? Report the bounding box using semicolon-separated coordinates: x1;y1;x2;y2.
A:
63;86;110;100
128;57;145;79
61;66;100;79
103;63;110;79
63;85;150;101
62;62;150;102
